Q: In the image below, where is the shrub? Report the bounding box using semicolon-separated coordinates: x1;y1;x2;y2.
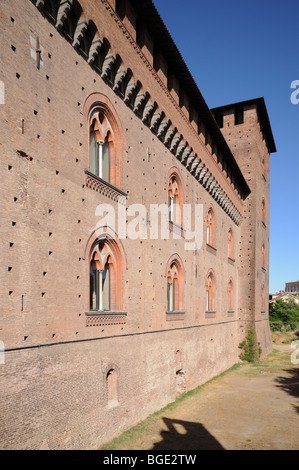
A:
239;328;261;363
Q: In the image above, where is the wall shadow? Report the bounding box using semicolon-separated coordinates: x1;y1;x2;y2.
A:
151;417;224;450
275;368;299;413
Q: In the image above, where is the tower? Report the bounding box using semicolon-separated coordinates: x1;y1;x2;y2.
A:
212;98;277;357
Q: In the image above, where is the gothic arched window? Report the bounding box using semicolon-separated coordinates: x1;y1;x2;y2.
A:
89;236;123;312
228;279;234;312
168;168;185;227
206;270;216;312
207;207;215;247
89;113;112;183
228;228;234;259
166;256;184;312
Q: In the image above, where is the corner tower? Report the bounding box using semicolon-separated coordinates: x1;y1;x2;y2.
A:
211;98;277;357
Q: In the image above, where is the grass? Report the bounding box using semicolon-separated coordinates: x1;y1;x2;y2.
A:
271;329;299;345
99;333;297;451
99;363;244;450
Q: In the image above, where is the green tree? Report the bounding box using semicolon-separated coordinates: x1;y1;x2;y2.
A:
269;298;299;331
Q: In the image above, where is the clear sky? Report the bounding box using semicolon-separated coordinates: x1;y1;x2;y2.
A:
153;0;299;294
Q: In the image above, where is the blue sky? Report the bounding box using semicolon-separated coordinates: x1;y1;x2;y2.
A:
154;0;299;294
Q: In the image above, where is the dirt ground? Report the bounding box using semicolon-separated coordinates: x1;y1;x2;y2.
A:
100;346;299;451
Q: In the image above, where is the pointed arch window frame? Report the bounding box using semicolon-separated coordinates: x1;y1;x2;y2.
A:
167;167;186;238
205;269;216;316
84;227;127;325
83;93;126;198
206;206;216;248
166;254;185;320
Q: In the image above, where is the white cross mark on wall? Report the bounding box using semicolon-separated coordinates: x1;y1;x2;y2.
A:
30;36;44;69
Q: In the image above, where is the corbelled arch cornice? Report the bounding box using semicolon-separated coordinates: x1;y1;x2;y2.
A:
31;0;244;225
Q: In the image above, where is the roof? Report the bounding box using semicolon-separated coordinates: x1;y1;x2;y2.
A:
131;0;251;198
211;97;277;154
269;292;299;303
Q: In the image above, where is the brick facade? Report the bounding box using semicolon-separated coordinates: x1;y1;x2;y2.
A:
0;0;276;449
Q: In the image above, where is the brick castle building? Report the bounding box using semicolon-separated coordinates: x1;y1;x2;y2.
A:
0;0;276;449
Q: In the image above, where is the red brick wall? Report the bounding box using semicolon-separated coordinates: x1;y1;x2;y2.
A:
0;0;272;449
220;105;272;357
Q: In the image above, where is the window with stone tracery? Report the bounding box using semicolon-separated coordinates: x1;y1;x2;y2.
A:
166;257;184;312
90;240;112;311
261;284;266;311
228;279;234;312
206;207;215;247
262;199;266;225
89;237;124;312
168;176;179;224
168;169;184;228
228;228;234;259
262;243;266;269
206;270;215;312
89;112;112;184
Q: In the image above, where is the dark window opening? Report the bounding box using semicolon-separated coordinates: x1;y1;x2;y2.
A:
214;110;223;128
234;106;244;125
115;0;125;20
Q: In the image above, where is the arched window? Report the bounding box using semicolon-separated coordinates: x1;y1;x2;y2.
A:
166;256;184;312
262;158;265;178
228;228;234;259
207;207;215;246
262;199;266;225
228;279;234;312
168;176;179;224
261;285;266;311
168;168;185;227
84;93;125;191
106;368;118;407
87;232;124;313
262;244;266;269
206;270;215;312
89;113;112;183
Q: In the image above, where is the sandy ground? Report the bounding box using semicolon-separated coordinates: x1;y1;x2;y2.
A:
101;347;299;450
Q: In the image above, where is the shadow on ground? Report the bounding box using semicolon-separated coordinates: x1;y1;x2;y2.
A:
151;417;224;450
275;368;299;413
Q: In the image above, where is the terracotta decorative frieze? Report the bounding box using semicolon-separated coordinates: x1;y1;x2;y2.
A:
85;170;127;204
85;311;127;327
166;311;185;321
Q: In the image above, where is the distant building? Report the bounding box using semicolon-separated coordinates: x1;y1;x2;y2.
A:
269;292;299;305
285;281;299;293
